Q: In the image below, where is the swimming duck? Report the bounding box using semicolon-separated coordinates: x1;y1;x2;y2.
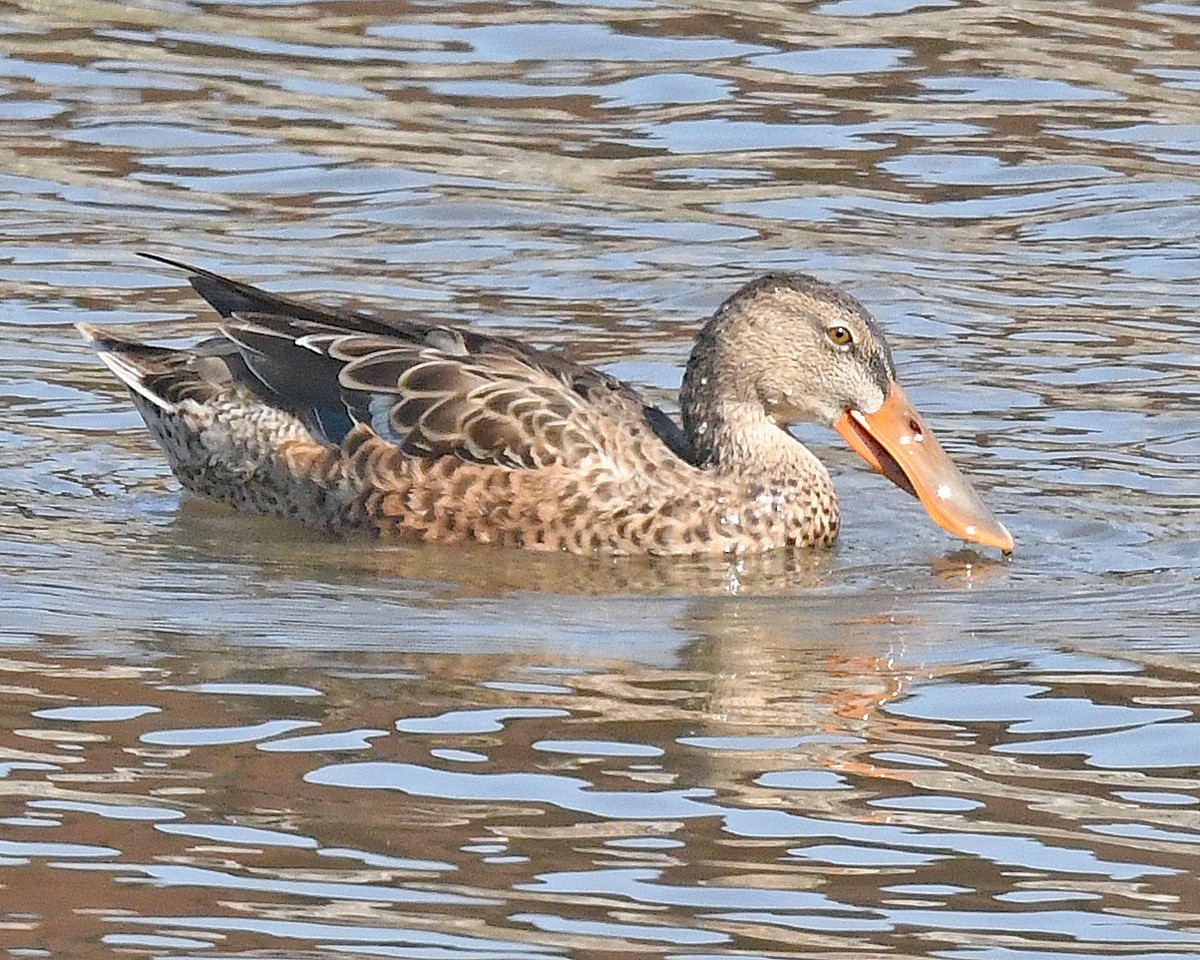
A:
79;255;1012;555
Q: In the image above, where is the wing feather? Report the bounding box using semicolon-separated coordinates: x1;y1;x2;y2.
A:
138;257;695;469
339;344;605;468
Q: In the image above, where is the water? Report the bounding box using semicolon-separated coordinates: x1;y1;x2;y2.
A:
2;0;1199;955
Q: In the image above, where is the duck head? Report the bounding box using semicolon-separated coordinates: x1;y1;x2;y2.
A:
682;274;1013;553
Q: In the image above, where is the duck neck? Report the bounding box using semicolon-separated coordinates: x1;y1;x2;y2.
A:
680;335;828;490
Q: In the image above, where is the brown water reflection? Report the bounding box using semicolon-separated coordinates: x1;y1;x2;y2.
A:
4;638;1200;956
3;0;1200;955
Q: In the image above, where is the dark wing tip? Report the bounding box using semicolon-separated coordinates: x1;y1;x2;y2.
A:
136;251;209;275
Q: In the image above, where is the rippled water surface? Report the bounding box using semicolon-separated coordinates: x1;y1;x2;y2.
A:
2;0;1199;956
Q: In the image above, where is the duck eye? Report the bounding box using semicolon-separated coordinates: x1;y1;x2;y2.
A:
826;325;853;347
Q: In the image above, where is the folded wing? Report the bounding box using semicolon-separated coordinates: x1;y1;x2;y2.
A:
139;253;694;471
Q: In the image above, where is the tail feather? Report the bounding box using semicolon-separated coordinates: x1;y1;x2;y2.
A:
76;323;222;410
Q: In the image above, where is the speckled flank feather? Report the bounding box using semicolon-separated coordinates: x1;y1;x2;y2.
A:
79;258;854;555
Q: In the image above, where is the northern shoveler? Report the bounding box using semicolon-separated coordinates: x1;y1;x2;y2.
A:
79;255;1012;555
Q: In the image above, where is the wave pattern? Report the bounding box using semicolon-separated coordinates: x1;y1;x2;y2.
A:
1;0;1198;955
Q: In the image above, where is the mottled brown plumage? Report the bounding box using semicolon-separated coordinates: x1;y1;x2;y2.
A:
78;254;1012;555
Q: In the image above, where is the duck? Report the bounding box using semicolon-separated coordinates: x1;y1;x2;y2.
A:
78;254;1012;555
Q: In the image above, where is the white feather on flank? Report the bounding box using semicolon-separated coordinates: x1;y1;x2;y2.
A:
92;349;177;413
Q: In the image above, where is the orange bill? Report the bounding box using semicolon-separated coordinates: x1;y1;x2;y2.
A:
834;381;1013;553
